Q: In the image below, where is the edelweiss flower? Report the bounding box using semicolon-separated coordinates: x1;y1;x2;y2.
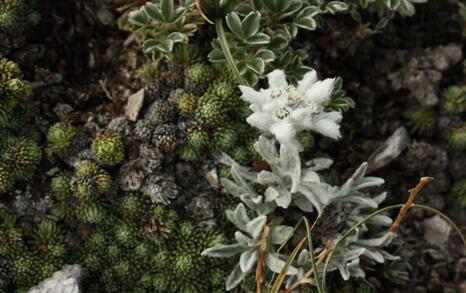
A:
239;69;342;150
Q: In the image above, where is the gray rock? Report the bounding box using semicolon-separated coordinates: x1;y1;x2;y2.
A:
124;89;144;121
28;265;81;293
367;127;410;173
423;215;452;250
388;43;463;107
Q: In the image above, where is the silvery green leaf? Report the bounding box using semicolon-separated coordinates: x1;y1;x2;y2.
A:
274;188;292;208
355;232;395;247
325;1;349;13
246;215;267;239
234;203;251;224
305;157;333;171
373;191;387;205
301;170;320;183
335;178;353;198
257;171;279;185
246;33;270;45
235;231;253;246
255;50;275;62
167;32;187;43
246;58;265;74
201;243;245;257
271;225;294;245
255;136;279;164
362;249;385;263
265;253;298;275
226;264;248;290
353;177;384;190
351;162;368;181
239;249;259;272
368;214;392;226
143;38;173;54
220;178;247;198
293;194;314;213
264;186;280;202
344;196;378;208
240;194;275;214
241;12;261;38
294;17;317;31
341;247;366;261
380;250;400;261
297;186;325;214
128;9;149;27
226;12;243;38
297;249;309;266
280;144;301;193
338;264;350;280
160;0;174;22
144;3;164;22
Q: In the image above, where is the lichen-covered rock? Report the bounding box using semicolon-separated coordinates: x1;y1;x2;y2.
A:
141;174;178;205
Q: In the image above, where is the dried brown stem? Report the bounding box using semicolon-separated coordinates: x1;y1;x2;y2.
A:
256;224;271;293
389;176;434;233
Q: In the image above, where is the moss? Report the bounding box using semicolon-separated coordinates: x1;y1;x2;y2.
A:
404;106;436;135
451;179;466;207
119;193;144;219
179;143;200;161
92;132;125;165
448;125;466;150
212;125;236;151
186;126;208;150
442;85;466;114
47;122;77;154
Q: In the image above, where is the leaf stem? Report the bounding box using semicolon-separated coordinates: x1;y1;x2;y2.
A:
215;18;248;85
256;224;271;293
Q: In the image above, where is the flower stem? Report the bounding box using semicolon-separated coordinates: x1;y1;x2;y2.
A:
215;18;248;86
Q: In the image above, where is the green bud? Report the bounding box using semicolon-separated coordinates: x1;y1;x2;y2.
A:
92;132;125;165
47;123;77;153
449;125;466;150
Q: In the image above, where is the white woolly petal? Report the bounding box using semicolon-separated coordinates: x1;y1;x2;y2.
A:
267;69;288;89
318;111;343;123
311;118;341;140
297;70;318;94
304;78;335;105
239;85;269;105
270;120;297;145
290;107;312;122
246;112;273;131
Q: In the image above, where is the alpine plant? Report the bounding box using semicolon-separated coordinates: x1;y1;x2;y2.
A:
202;69;398;291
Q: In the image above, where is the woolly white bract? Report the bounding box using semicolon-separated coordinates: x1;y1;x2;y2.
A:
239;69;342;151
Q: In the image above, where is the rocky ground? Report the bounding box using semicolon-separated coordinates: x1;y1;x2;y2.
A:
1;0;465;292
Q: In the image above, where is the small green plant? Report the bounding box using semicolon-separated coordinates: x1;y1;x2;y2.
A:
405;106;436;135
442;85;466;114
448;125;466;150
451;179;466;207
92;132;125;165
47;122;77;154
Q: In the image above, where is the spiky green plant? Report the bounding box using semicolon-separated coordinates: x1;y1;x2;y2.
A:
449;125;466;150
92;132;125;165
71;161;111;201
405;106;436;135
47;122;77;154
1;137;41;179
442;85;466;114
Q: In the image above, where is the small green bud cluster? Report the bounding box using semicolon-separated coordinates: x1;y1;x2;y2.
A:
442;86;466;114
0;58;26;98
404;106;436;135
1;213;66;291
174;66;258;163
50;162;111;223
449;125;466;150
92;132;125;165
0;0;40;46
75;202;227;292
47;122;77;154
